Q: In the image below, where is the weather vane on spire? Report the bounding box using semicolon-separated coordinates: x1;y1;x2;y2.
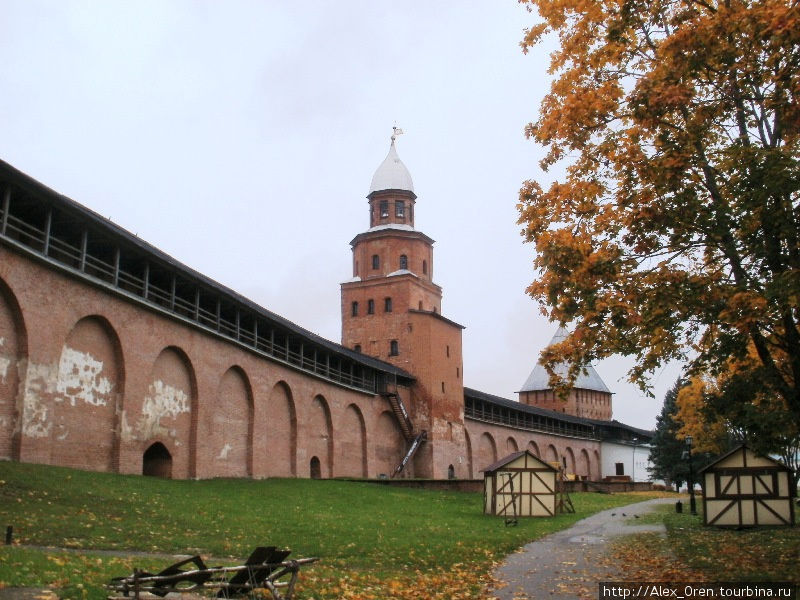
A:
391;125;404;143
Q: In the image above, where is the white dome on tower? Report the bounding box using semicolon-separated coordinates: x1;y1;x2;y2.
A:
368;137;414;195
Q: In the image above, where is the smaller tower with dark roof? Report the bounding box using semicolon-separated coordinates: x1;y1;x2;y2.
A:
518;328;613;420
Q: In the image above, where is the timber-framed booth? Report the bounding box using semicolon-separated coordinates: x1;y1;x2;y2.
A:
483;450;557;518
700;444;796;528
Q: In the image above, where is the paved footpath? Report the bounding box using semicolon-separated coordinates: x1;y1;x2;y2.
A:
490;498;675;600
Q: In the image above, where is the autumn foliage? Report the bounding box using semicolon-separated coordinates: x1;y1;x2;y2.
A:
518;0;800;427
675;344;800;478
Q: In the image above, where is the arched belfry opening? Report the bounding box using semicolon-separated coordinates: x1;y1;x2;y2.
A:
143;442;173;478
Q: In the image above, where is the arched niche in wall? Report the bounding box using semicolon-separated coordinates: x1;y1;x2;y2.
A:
373;410;404;478
141;346;196;479
53;315;123;472
464;428;473;479
266;381;297;477
338;403;367;478
0;278;26;461
564;447;576;475
307;395;333;478
579;448;591;480
527;440;540;458
478;432;497;472
545;444;559;463
208;366;253;478
506;437;519;453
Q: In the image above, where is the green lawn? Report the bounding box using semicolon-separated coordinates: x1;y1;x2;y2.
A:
0;461;664;599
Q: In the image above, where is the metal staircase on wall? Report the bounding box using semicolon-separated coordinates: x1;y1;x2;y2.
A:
393;431;427;478
378;374;427;477
384;391;415;440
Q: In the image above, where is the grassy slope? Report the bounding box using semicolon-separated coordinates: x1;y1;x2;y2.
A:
0;462;663;599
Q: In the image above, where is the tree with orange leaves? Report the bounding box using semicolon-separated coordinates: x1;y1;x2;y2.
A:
518;0;800;430
676;348;799;481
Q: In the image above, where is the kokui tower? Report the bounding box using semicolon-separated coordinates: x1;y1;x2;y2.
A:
517;327;613;420
341;129;468;479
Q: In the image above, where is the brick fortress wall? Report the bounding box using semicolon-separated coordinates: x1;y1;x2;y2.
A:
0;245;412;479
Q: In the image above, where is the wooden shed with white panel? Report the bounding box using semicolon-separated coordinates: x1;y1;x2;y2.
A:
483;450;557;518
700;444;795;527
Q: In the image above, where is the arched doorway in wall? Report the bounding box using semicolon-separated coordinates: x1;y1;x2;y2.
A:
448;464;455;480
143;442;172;478
310;456;321;479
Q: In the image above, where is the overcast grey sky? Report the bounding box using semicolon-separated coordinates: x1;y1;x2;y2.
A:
0;1;680;429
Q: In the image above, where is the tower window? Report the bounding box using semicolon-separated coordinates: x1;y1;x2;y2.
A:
354;344;361;353
399;254;408;270
390;340;399;356
372;254;380;270
351;301;359;316
396;200;405;218
367;299;375;314
384;297;393;312
380;201;389;218
422;260;428;275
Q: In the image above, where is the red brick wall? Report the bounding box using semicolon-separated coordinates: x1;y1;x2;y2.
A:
2;242;611;483
519;388;612;421
465;418;602;480
0;244;419;479
352;233;435;288
0;279;24;461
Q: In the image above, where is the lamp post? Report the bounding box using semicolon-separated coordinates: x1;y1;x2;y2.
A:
683;435;697;515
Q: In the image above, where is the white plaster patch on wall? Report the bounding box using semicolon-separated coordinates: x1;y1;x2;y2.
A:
0;336;9;384
22;362;58;438
217;443;232;460
138;380;190;440
119;409;134;442
0;356;10;384
56;347;113;407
